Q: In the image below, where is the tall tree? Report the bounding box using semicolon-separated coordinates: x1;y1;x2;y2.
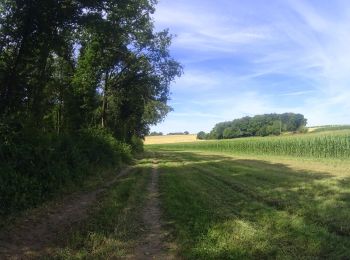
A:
0;0;182;141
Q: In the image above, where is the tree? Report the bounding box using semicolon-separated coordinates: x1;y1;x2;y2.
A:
266;121;282;136
209;113;307;139
197;131;207;140
149;131;163;136
0;0;182;142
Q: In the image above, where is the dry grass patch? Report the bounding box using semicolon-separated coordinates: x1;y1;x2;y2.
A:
145;134;197;145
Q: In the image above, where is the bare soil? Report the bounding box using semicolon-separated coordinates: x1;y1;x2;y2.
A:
133;163;177;259
0;167;131;260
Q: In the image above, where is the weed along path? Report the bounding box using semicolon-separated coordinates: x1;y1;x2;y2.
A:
0;167;131;259
134;161;176;259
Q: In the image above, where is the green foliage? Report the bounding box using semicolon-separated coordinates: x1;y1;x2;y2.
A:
210;113;307;139
0;128;131;217
297;125;309;133
223;127;242;139
0;0;181;139
197;131;207;140
0;0;181;217
168;132;190;135
150;130;350;159
130;135;144;154
149;131;163;136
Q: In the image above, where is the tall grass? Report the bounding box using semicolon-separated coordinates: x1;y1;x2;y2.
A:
149;130;350;159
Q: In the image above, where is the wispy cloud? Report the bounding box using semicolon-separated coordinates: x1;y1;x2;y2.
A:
279;90;316;96
151;0;350;133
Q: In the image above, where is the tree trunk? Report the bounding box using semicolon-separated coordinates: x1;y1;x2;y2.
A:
101;71;109;128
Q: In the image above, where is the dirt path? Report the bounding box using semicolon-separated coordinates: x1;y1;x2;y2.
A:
134;163;176;259
0;167;131;260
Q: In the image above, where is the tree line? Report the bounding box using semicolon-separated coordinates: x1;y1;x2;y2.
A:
149;131;190;136
0;0;181;141
0;0;181;216
197;113;307;140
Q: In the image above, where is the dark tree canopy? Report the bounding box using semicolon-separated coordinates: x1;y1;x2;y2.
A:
0;0;182;141
197;131;207;140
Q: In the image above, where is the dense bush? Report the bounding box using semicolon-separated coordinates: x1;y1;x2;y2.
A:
0;127;132;217
130;135;144;154
197;131;207;140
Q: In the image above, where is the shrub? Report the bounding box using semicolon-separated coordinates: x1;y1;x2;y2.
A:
197;131;207;140
130;135;144;154
0;127;132;217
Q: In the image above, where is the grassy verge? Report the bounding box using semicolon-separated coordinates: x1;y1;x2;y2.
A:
0;128;132;217
156;150;350;259
0;165;124;230
43;165;151;259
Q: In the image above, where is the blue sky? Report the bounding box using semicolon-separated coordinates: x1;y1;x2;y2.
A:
150;0;350;134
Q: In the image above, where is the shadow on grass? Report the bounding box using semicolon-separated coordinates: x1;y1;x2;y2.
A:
9;167;153;259
148;150;350;259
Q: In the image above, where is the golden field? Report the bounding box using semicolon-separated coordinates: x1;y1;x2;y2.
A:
144;134;197;145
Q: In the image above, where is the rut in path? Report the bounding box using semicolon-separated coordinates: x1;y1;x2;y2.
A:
0;167;131;260
134;164;176;259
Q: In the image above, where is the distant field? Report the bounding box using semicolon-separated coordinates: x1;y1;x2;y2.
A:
144;134;197;145
308;125;350;133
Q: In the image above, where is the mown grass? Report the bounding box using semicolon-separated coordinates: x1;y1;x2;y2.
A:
155;150;350;259
43;163;153;259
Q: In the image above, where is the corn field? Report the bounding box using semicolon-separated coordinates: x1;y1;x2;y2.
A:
149;130;350;159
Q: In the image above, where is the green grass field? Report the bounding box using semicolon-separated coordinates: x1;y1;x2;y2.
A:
148;150;350;259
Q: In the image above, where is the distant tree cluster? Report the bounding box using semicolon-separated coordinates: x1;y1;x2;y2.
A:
149;132;164;136
197;113;307;140
196;131;207;140
168;131;190;135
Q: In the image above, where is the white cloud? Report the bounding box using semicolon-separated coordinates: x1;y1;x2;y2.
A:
153;1;271;54
151;0;350;133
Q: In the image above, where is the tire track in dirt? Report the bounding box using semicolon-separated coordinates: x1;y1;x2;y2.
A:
134;162;176;259
0;167;131;260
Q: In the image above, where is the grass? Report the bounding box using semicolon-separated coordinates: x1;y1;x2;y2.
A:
144;134;197;145
0;165;126;230
308;125;350;133
148;150;350;259
42;163;153;259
